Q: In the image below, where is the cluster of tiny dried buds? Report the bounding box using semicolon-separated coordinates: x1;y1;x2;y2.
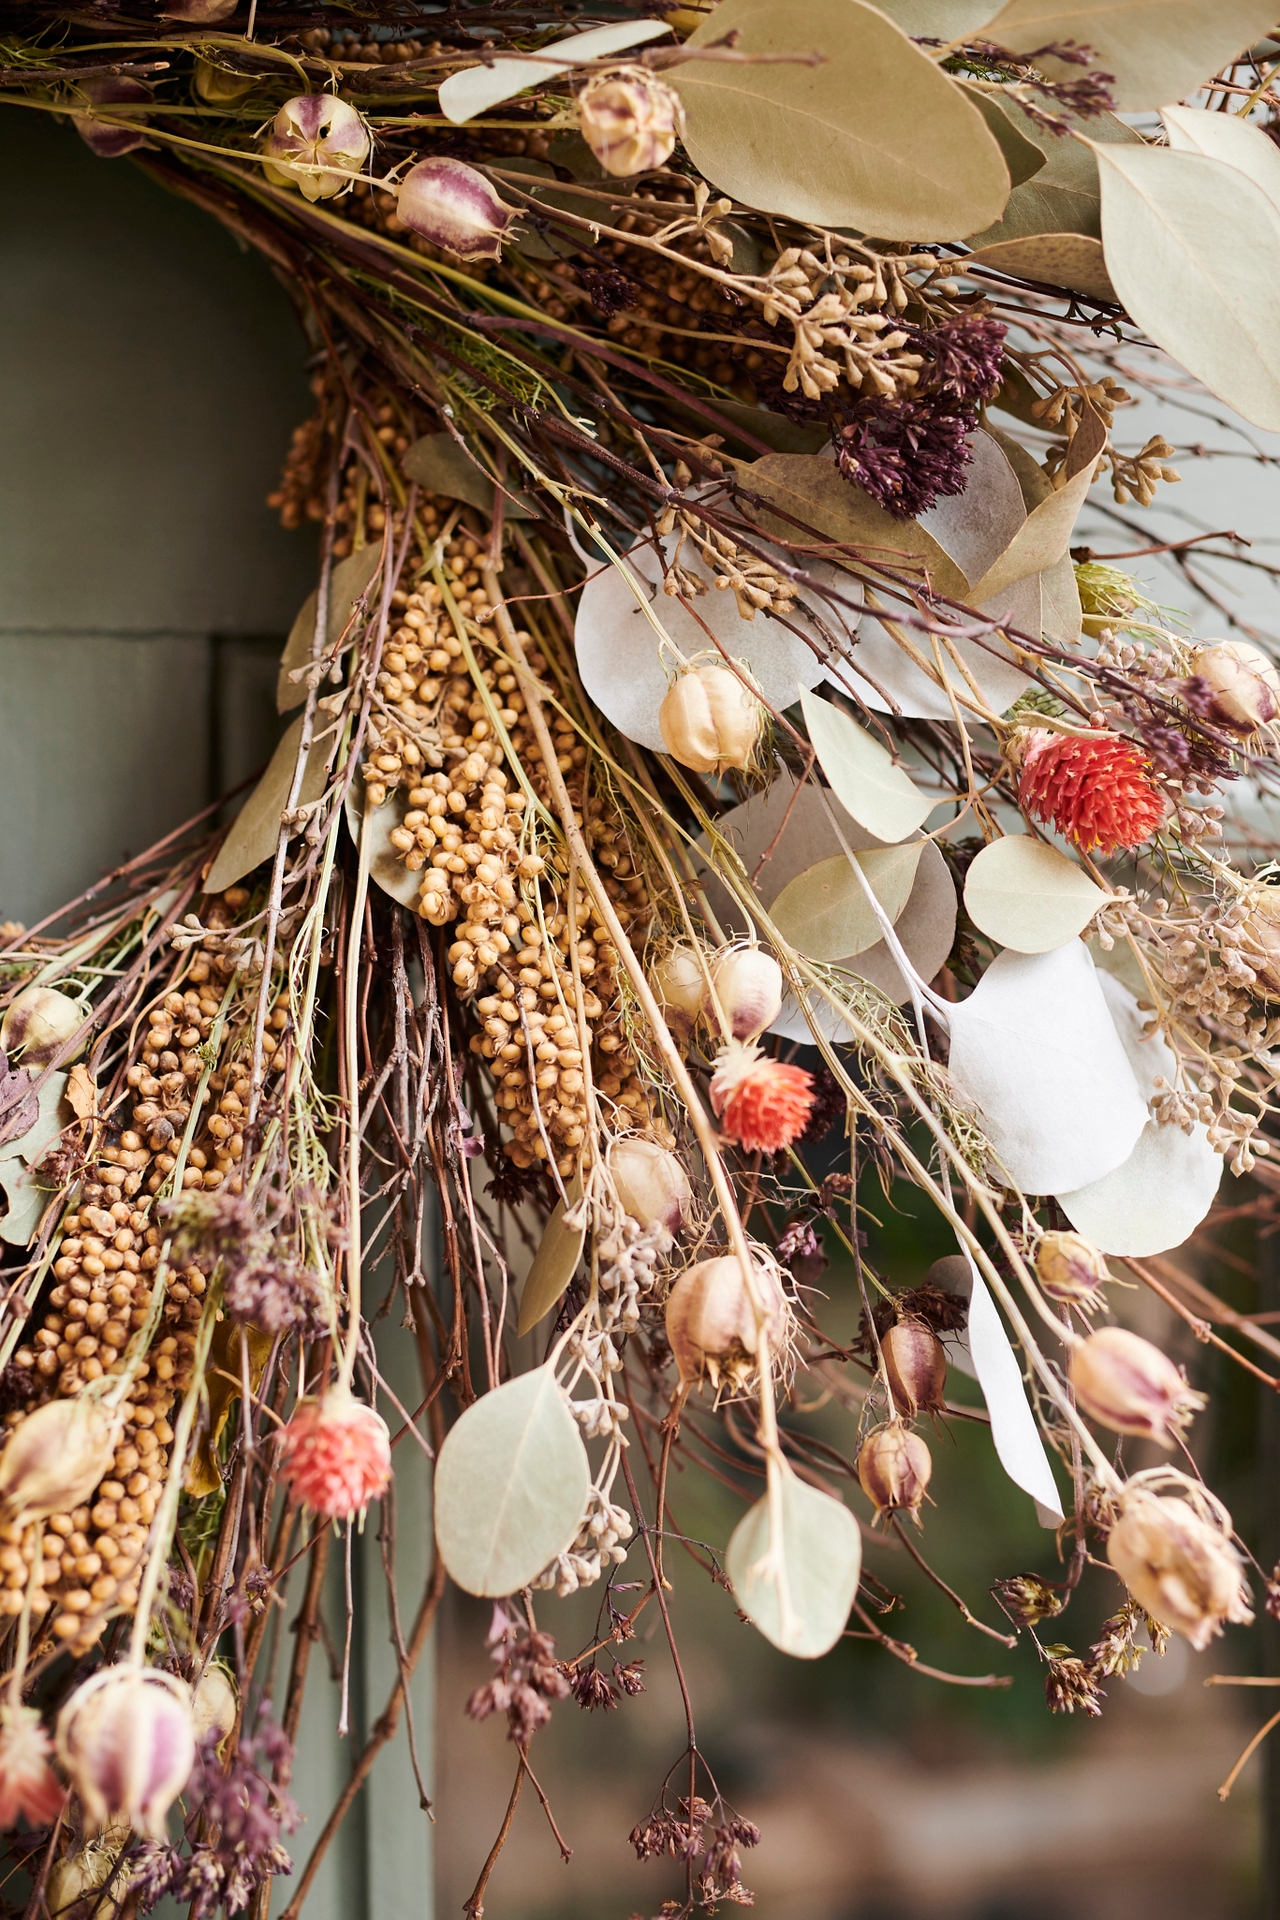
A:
759;247;929;401
655;467;800;621
466;1602;570;1744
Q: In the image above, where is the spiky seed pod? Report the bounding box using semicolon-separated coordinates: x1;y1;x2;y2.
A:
0;1399;120;1529
1034;1231;1111;1311
261;96;370;203
1190;640;1280;737
57;1667;195;1840
665;1253;791;1395
608;1136;691;1240
1106;1474;1253;1651
709;1043;815;1154
578;66;685;176
880;1318;947;1421
1018;729;1166;854
708;946;783;1043
1069;1327;1204;1446
276;1389;391;1519
658;662;763;775
396;158;515;261
857;1424;932;1525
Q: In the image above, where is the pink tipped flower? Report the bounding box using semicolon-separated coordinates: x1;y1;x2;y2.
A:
56;1668;194;1840
710;1042;815;1154
396;158;515;261
261;95;370;203
0;1707;64;1830
277;1389;391;1519
74;78;151;160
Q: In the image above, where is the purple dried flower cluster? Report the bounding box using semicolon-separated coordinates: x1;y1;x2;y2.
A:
466;1603;570;1744
578;265;642;317
569;1656;646;1711
133;1707;299;1918
161;1187;325;1333
775;1217;826;1288
631;1796;760;1907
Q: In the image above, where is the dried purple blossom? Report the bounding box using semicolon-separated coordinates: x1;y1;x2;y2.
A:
797;1061;848;1145
570;1665;619;1711
578;266;641;317
1042;1648;1105;1716
775;1217;826;1289
161;1188;325;1334
614;1658;646;1697
834;394;974;519
466;1604;570;1745
632;1798;758;1906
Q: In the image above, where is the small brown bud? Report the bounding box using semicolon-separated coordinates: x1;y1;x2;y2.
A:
1190;640;1280;737
659;662;763;775
880;1318;946;1421
1106;1470;1253;1651
1034;1231;1110;1311
578;66;685;177
857;1424;931;1525
608;1137;691;1240
1069;1327;1203;1446
708;945;783;1043
665;1252;791;1396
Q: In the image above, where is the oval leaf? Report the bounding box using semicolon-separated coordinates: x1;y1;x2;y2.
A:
1058;1119;1222;1256
726;1462;861;1658
203;716;328;895
439;18;668;122
964;835;1107;953
673;0;1011;242
965;98;1139;246
966;1263;1063;1519
517;1201;587;1336
946;940;1148;1193
771;842;923;960
1096;142;1280;432
966;460;1097;604
434;1366;591;1597
1162;103;1280;212
402;434;535;519
278;544;383;714
800;690;933;842
964;233;1116;303
979;0;1280;112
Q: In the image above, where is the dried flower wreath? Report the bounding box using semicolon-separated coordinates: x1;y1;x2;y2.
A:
2;0;1280;1912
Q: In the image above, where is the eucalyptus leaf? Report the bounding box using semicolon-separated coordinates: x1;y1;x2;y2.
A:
963;98;1138;246
872;0;997;31
0;1159;52;1247
770;842;924;960
726;1462;862;1658
438;18;668;123
434;1366;591;1598
278;544;383;714
1096;143;1280;432
963;835;1107;953
344;776;423;909
957;80;1048;188
963;232;1116;302
203;716;328;896
673;0;1011;242
966;1264;1063;1519
1161;104;1280;213
738;453;969;599
0;1071;69;1168
966;458;1096;603
401;435;535;520
978;0;1280;112
517;1200;586;1335
801;690;935;843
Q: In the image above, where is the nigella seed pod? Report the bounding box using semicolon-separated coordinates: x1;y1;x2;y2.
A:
880;1318;947;1421
608;1136;691;1241
578;66;685;177
857;1424;932;1526
57;1668;195;1840
708;946;783;1043
665;1252;792;1396
194;58;255;105
1034;1230;1111;1311
1106;1471;1253;1651
0;1706;64;1830
1190;640;1280;737
73;78;151;159
0;1398;120;1528
0;984;85;1066
659;662;763;775
1069;1326;1204;1446
191;1664;237;1752
396;158;515;262
276;1387;391;1519
261;95;370;203
650;944;707;1045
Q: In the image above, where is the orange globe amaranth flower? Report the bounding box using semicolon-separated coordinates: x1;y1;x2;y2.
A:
277;1389;391;1520
710;1043;815;1154
1019;730;1167;855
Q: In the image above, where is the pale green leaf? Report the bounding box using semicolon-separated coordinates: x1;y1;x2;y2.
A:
872;0;996;32
964;232;1116;302
770;843;924;960
517;1201;586;1335
1096;143;1280;432
967;459;1097;603
1161;104;1280;213
737;453;969;599
0;1072;69;1168
673;0;1011;242
0;1160;52;1247
964;98;1139;245
203;716;328;895
978;0;1280;112
958;80;1048;188
401;435;535;520
434;1366;591;1597
800;690;933;842
964;835;1107;953
344;778;423;909
278;544;383;714
726;1461;862;1658
439;18;667;122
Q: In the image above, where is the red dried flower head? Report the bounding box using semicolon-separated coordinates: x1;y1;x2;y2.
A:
710;1043;815;1154
1019;729;1167;854
0;1707;63;1830
277;1389;391;1519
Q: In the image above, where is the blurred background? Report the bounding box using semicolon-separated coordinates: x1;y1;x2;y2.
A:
2;106;1275;1920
